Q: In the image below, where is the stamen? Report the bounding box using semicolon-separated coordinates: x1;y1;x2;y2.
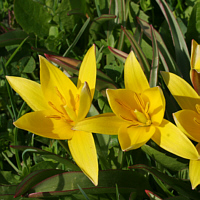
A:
120;115;134;122
48;101;63;114
196;104;200;115
145;102;149;113
133;93;145;113
115;99;132;110
133;93;150;120
194;117;200;125
55;87;66;105
45;115;61;120
73;94;80;114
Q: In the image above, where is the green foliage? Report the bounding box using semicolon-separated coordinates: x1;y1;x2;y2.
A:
1;0;200;199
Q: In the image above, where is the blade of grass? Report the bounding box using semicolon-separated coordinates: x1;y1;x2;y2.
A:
149;25;159;88
2;152;19;173
5;36;29;68
122;26;150;77
117;0;126;50
63;18;90;57
155;0;190;82
137;17;181;76
77;185;91;200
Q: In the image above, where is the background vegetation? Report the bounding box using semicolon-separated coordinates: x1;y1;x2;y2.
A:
1;0;200;199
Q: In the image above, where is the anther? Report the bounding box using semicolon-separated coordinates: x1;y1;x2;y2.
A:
45;115;61;120
194;117;200;125
48;101;63;114
115;99;132;110
196;104;200;115
55;87;66;105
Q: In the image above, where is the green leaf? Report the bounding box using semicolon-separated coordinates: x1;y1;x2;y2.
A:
22;56;36;73
0;185;17;195
141;145;188;171
145;190;163;200
14;0;52;37
10;145;80;171
186;2;200;46
122;26;150;78
137;17;181;76
155;0;190;82
149;25;159;88
108;46;128;63
26;170;151;198
53;0;87;32
130;164;200;200
14;169;64;198
63;17;90;57
90;14;116;40
0;30;32;47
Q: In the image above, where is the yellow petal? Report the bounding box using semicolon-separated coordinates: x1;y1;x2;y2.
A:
106;89;140;121
152;119;199;160
68;131;98;185
77;45;96;99
161;71;200;111
142;87;165;126
14;110;74;140
189;143;200;189
189;159;200;189
124;51;149;93
158;86;166;110
173;110;200;142
118;125;155;151
191;40;200;70
76;82;92;122
39;56;77;110
6;76;49;111
74;113;127;135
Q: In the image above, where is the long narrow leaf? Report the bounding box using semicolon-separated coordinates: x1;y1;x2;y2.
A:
63;17;90;57
137;17;182;76
122;26;150;78
130;164;200;200
14;169;64;198
149;25;159;87
10;145;80;171
155;0;190;81
108;46;128;63
27;170;151;198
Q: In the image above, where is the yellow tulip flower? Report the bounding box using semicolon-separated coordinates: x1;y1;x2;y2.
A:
74;51;199;161
6;45;98;186
161;71;200;189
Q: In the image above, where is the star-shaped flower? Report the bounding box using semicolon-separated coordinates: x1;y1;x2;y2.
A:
74;51;198;161
6;45;98;185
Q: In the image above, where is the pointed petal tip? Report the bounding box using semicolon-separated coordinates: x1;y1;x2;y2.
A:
91;177;98;186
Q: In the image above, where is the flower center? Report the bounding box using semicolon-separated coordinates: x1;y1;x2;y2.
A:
45;87;78;125
134;109;151;125
116;92;151;127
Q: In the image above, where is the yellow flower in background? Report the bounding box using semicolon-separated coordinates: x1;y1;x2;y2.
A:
190;40;200;95
74;51;199;161
161;71;200;189
6;45;98;186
